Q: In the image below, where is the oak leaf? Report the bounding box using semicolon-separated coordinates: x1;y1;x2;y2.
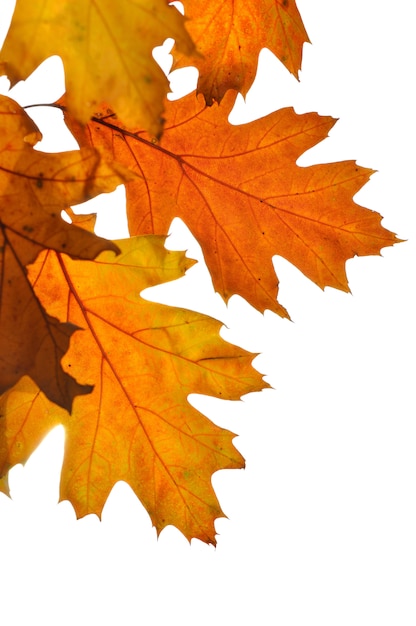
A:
62;93;399;317
0;0;194;136
0;95;134;409
172;0;310;104
0;230;266;544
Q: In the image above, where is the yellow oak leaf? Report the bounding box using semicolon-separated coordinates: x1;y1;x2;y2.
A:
0;0;195;136
0;377;64;494
0;94;133;409
172;0;309;104
0;234;267;544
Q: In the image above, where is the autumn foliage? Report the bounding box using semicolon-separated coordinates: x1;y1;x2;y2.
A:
0;1;399;544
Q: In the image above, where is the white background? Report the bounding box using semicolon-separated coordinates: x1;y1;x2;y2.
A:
1;1;415;624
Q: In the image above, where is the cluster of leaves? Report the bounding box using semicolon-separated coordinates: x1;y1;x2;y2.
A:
0;0;398;544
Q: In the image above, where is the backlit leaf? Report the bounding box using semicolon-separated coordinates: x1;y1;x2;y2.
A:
172;0;309;104
62;93;399;317
0;0;195;136
0;234;266;543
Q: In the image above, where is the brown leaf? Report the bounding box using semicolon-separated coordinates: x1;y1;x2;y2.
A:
172;0;309;104
0;95;133;409
0;235;266;544
62;93;399;317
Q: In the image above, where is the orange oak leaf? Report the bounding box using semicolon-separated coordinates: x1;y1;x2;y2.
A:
172;0;309;104
0;233;266;543
0;95;134;409
0;0;194;136
62;93;399;317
